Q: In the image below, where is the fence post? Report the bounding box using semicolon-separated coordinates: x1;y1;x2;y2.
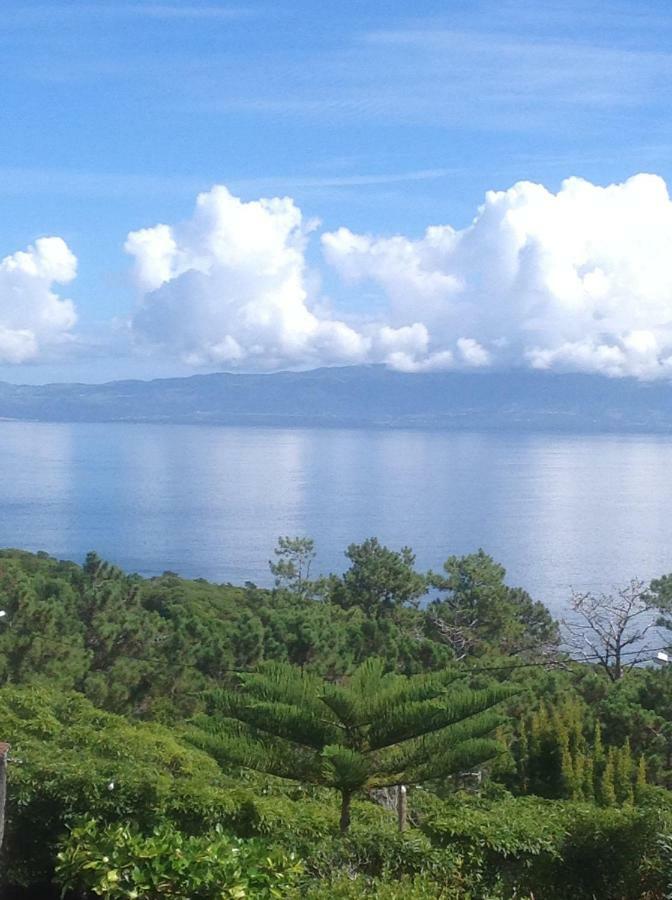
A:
397;784;407;832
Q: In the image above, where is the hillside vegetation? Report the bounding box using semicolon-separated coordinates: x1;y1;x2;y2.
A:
1;542;672;897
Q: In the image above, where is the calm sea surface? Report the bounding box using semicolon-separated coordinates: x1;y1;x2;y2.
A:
1;421;671;616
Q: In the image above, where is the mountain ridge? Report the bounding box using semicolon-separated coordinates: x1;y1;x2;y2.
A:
0;365;671;432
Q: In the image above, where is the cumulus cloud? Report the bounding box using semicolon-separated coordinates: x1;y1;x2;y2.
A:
127;185;376;369
322;173;672;378
0;237;77;363
126;174;672;379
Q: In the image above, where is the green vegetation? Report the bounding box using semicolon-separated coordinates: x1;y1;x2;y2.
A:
189;659;511;832
55;822;304;899
1;542;672;897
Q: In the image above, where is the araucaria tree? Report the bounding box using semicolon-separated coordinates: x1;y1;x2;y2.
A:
189;659;512;832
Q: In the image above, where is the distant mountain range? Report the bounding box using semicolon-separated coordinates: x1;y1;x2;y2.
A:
1;365;672;432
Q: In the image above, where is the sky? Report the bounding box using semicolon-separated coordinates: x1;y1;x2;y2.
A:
3;0;672;382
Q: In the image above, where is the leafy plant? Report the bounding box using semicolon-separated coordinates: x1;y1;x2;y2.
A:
423;796;669;899
0;686;240;885
189;658;512;832
55;819;303;899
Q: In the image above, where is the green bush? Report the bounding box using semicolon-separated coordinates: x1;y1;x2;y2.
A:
227;792;338;842
0;686;244;885
300;826;442;880
423;796;668;899
0;686;399;890
295;874;479;899
55;819;303;899
557;804;666;900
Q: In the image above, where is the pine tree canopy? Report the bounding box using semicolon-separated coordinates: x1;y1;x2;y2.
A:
188;658;514;830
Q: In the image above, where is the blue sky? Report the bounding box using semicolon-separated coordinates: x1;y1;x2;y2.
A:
2;0;672;382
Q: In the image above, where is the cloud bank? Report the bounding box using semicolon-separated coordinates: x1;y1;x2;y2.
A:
126;184;408;369
322;173;672;378
0;237;77;363
126;173;672;379
6;174;671;378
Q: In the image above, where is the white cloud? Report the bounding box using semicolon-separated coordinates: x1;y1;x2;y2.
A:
322;173;672;378
0;237;77;363
126;184;475;373
457;337;490;367
128;184;379;370
385;349;455;374
125;174;672;379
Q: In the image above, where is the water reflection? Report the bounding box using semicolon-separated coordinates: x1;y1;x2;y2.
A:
0;421;670;615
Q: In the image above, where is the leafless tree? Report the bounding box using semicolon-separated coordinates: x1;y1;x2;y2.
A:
425;611;478;660
563;579;663;681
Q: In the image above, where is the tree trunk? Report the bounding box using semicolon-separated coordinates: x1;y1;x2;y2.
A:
614;648;622;682
397;784;407;832
339;791;352;834
0;743;9;851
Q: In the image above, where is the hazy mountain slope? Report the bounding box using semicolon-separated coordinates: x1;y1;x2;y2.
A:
0;366;671;431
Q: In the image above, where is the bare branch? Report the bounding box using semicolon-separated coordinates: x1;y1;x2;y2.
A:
562;580;663;681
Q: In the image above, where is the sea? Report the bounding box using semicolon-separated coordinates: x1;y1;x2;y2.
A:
1;420;671;617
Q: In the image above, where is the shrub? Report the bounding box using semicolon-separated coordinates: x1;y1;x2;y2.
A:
302;826;442;879
423;795;669;899
0;687;242;885
55;819;303;899
0;686;398;890
295;874;479;899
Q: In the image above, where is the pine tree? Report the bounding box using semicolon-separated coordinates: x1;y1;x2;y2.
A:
593;721;605;766
189;658;512;832
501;696;647;809
572;751;586;802
527;704;557;796
615;739;634;806
635;754;647;799
601;749;617;806
583;753;595;802
560;743;575;799
269;537;317;600
517;718;529;793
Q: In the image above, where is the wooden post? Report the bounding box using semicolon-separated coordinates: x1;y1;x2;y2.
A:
0;742;9;851
339;791;352;834
397;784;407;832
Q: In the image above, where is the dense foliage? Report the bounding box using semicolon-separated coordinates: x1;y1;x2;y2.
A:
1;543;672;897
189;658;511;831
56;821;304;899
